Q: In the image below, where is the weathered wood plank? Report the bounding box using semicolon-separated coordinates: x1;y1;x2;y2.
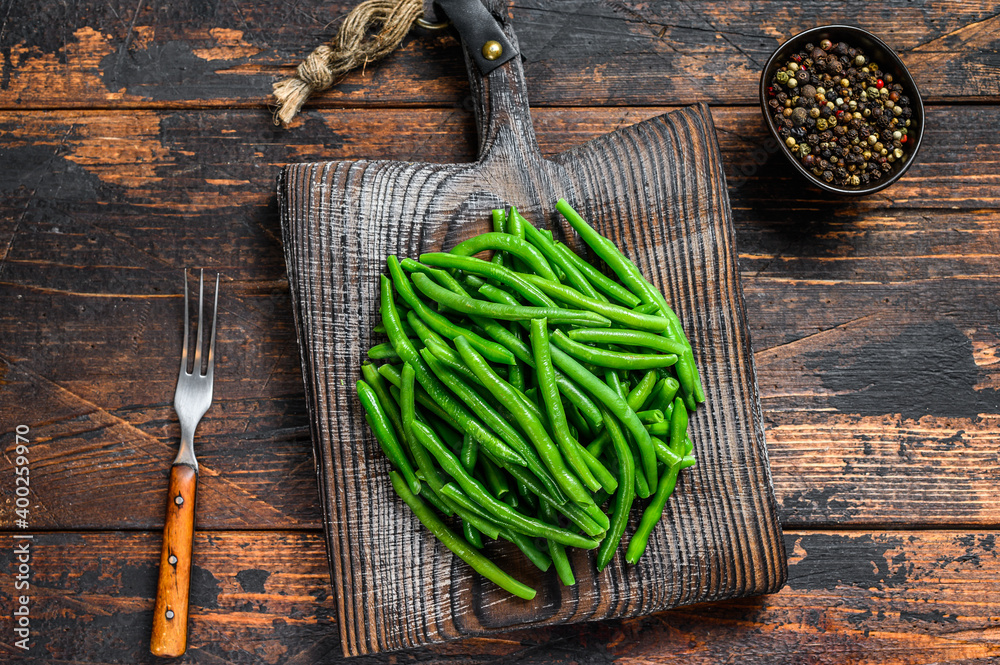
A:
2;529;997;664
0;105;997;532
1;1;998;109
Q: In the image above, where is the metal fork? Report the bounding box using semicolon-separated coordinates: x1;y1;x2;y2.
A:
151;269;219;658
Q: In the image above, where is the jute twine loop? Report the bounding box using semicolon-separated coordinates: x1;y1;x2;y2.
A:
273;0;424;126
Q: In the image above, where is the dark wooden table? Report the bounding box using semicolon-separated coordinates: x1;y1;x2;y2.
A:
2;2;998;663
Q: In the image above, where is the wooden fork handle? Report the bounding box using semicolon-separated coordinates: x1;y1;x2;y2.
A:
150;463;197;657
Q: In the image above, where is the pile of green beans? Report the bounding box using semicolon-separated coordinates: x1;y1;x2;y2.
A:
356;200;704;598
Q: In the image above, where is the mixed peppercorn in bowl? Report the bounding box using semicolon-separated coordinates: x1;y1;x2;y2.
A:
759;25;924;195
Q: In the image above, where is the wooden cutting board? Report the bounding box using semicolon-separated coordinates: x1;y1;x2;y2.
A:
279;6;786;656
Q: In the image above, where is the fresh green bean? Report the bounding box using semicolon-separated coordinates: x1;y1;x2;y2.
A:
554;241;642;307
421;253;555;307
455;336;596;509
551;330;678;370
539;500;574;585
549;344;658;490
566;328;688;356
478;455;511;503
632;303;660;315
388;471;535;599
491;208;507;271
461;432;479;472
367;342;401;361
412;272;611;328
389;258;516;365
624;461;682;564
400;363;451;503
636;409;664;424
411;421;599;549
521;274;669;333
379;274;525;468
463;522;484;549
500;527;552;572
652;376;680;412
529;318;603;493
383;365;461;431
357;380;421;495
669;396;688;455
449;232;558;280
361;363;406;445
501;462;605;537
595;407;635;571
420;349;563;501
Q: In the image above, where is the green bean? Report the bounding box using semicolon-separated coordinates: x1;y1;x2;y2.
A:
595;407;635;571
420;349;563;501
669;397;688;455
500;527;552;572
367;342;401;361
555;199;704;403
379;274;525;468
478;455;511;503
549;345;658;490
539;500;575;585
389;257;515;365
529;318;603;493
513;208;598;299
412;272;611;328
651;376;680;412
585;371;657;458
449;232;558;280
454;336;595;509
388;471;535;599
400;363;451;502
461;432;479;472
637;409;664;424
411;421;599;548
501;462;605;537
566;329;688;356
550;330;678;370
647;434;684;468
624;461;682;564
463;522;484;549
361;363;406;445
491;208;507;269
521;274;668;333
420;253;555;307
374;316;416;337
554;241;642;307
632;303;660;315
356;380;421;495
383;365;461;431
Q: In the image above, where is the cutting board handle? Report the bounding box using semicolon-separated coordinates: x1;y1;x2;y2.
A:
455;2;541;167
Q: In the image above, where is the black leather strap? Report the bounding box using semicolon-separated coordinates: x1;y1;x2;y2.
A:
423;0;518;75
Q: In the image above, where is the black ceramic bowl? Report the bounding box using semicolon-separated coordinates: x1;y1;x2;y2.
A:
759;25;924;195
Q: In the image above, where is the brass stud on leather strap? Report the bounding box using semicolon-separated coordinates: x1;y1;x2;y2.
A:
482;40;503;61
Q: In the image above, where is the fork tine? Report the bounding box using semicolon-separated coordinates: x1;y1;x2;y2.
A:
180;269;190;375
194;269;205;372
206;273;219;378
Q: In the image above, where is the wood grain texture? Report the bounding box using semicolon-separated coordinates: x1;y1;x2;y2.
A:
0;0;998;110
280;16;784;652
0;106;997;532
2;529;997;664
150;463;197;657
